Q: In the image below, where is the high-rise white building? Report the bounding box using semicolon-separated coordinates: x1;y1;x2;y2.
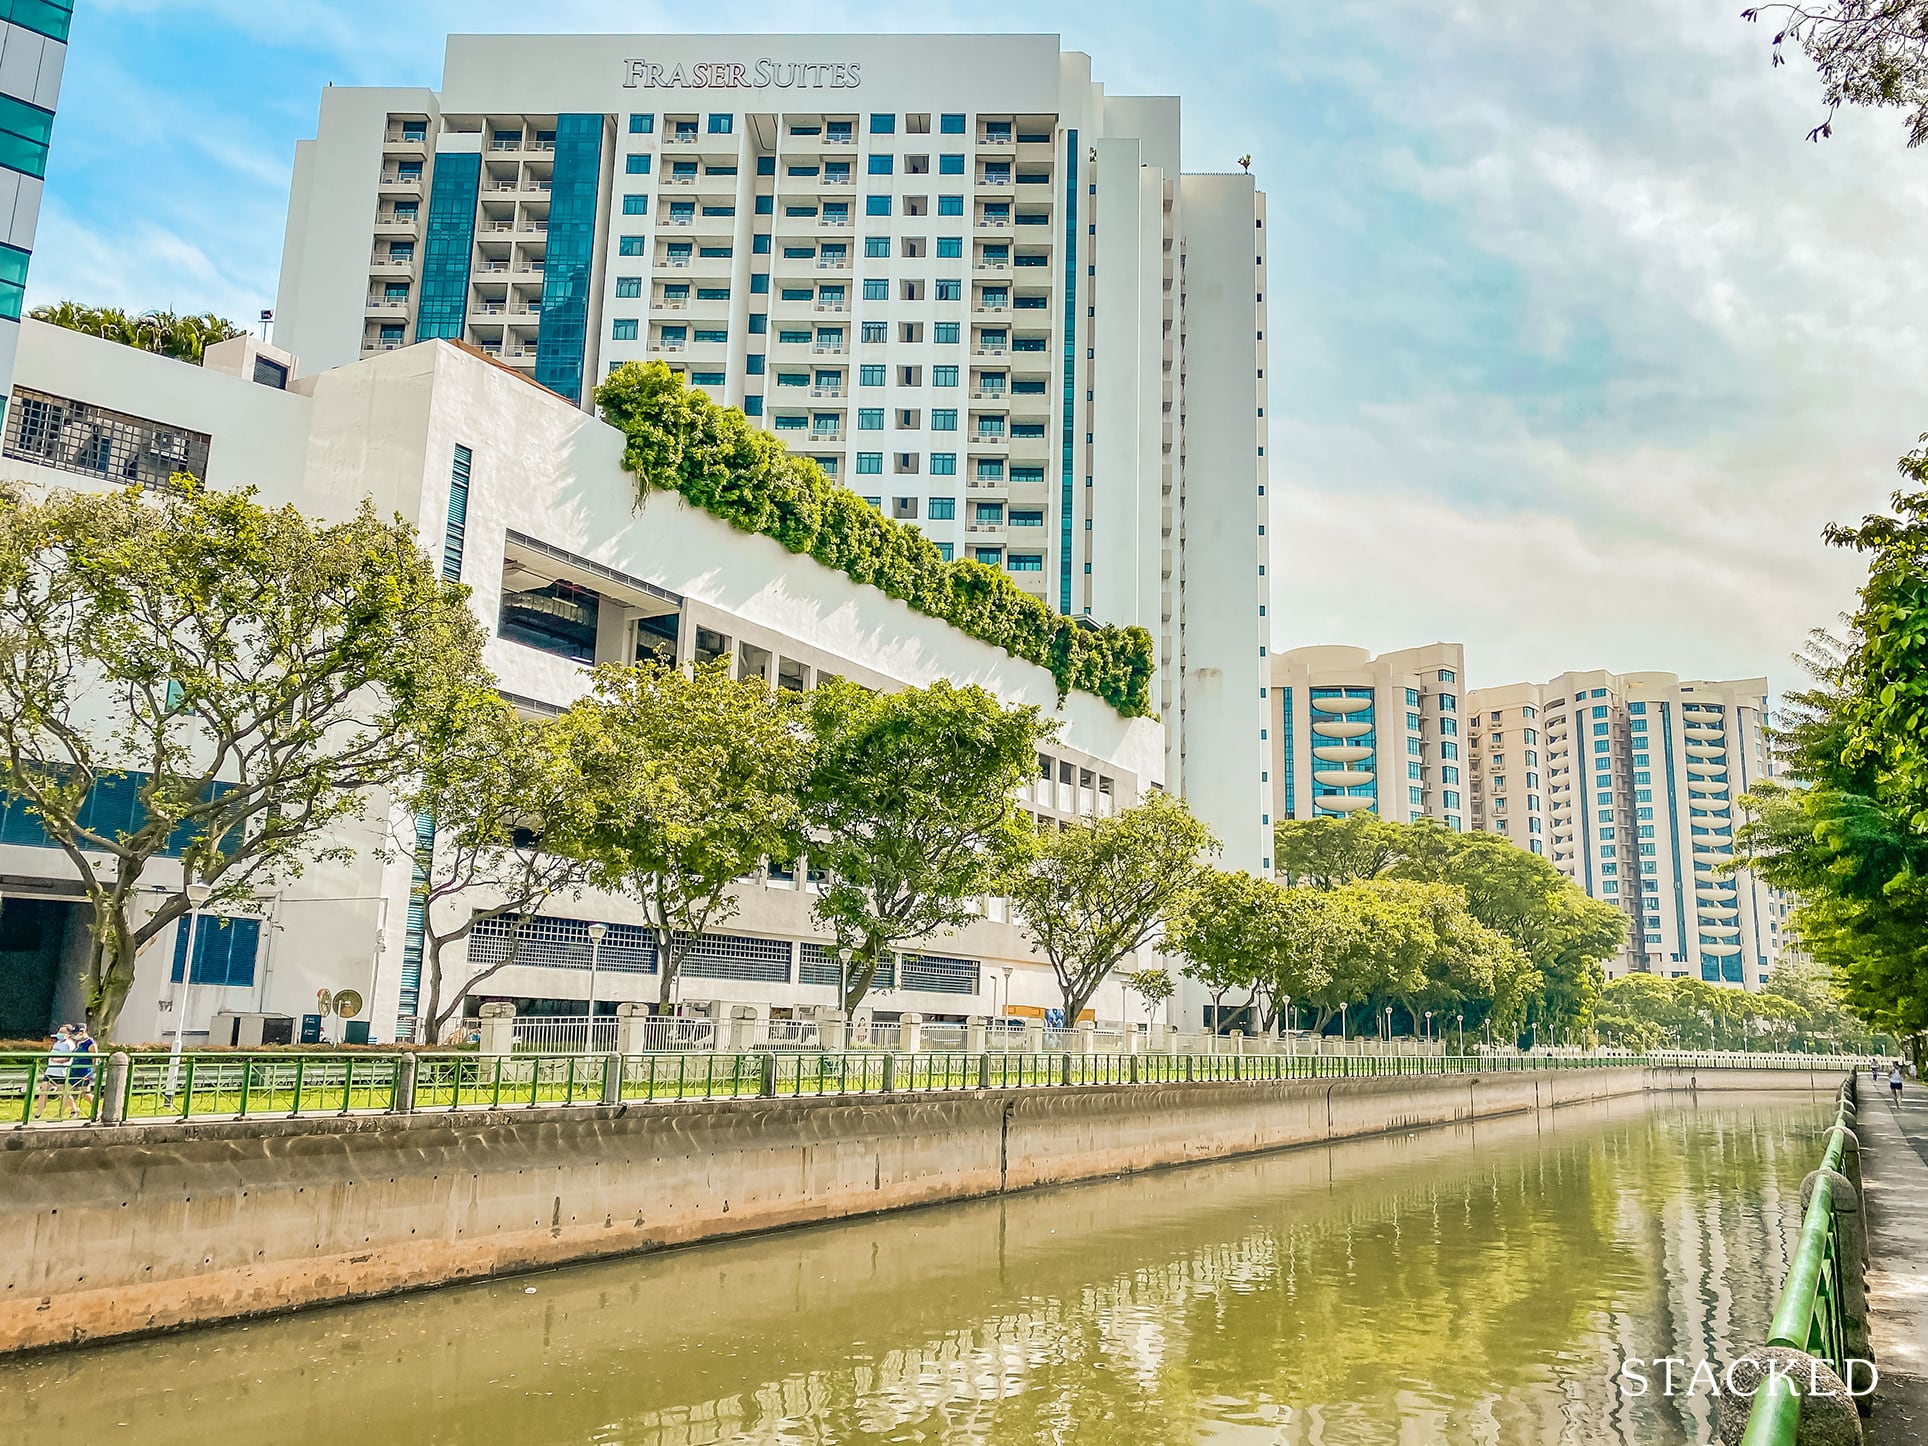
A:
0;0;67;415
1468;671;1793;989
272;33;1272;872
1270;644;1469;836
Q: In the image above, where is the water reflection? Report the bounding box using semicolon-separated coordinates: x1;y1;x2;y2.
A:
5;1091;1830;1445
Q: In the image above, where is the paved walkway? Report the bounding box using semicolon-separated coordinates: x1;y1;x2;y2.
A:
1858;1077;1928;1446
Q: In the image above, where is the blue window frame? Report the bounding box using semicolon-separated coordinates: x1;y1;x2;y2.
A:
628;113;654;134
625;154;652;174
868;154;894;175
930;453;957;475
866;195;892;216
941;114;966;134
708;114;734;134
0;242;28;321
622;194;647;215
870;114;896;134
938;195;964;216
611;318;638;340
939;154;965;175
936;236;963;258
618;236;645;256
442;444;471;581
170;915;262;988
928;497;956;519
0;91;56;180
864;236;890;257
855;452;883;474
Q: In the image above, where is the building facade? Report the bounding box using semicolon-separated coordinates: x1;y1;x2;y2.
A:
1269;644;1469;831
272;31;1271;874
1468;671;1791;988
0;322;1169;1044
0;0;67;415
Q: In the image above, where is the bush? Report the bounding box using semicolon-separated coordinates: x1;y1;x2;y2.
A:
595;362;1156;717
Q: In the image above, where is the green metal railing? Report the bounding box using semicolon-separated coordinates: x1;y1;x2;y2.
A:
0;1047;1852;1128
1739;1078;1861;1445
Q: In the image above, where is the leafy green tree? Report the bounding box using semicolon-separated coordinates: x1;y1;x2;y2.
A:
0;481;493;1035
1743;3;1928;145
1170;869;1281;1031
1120;967;1175;1031
1007;791;1218;1025
802;679;1050;1012
406;699;597;1040
1273;814;1416;888
557;660;810;1011
30;302;246;364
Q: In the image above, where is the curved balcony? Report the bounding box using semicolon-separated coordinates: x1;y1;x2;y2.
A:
1310;719;1373;740
1310;695;1373;715
1313;794;1375;815
1311;744;1373;764
1312;769;1375;789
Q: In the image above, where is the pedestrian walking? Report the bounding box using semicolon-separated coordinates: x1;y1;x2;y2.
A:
1872;1058;1882;1083
30;1025;75;1120
1890;1063;1905;1104
65;1025;97;1120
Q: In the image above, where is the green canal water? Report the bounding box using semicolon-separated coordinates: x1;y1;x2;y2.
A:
3;1091;1832;1445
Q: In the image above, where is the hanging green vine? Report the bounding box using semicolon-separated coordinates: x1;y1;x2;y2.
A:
595;361;1156;718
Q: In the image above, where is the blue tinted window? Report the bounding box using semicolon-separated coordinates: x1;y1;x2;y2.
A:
531;116;605;405
0;91;54;179
940;114;966;134
870;114;896;134
413;151;480;341
171;915;261;988
625;154;651;174
628;113;654;134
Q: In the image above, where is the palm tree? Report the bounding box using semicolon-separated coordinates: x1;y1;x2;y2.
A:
28;302;245;364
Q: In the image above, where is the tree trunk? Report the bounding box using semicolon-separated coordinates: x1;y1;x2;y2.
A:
841;937;888;1013
88;909;139;1039
655;929;676;1011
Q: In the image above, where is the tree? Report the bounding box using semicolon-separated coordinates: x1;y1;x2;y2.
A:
1273;814;1415;888
802;678;1049;1012
1120;967;1175;1032
1007;791;1218;1026
1743;3;1928;145
0;482;493;1035
1170;869;1282;1031
29;303;246;364
406;699;597;1040
558;660;809;1010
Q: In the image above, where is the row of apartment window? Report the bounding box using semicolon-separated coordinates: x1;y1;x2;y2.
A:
623;194;1049;223
627;113;1047;140
621;236;1036;263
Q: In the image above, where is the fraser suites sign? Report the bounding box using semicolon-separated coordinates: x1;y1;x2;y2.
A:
621;58;863;90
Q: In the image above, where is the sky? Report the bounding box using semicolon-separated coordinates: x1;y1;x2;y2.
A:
34;0;1928;695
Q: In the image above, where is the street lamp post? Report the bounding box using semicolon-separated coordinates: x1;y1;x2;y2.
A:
586;922;607;1051
1384;1005;1393;1050
164;881;214;1102
1340;1003;1349;1046
1425;1010;1433;1048
1001;965;1013;1022
837;946;854;1014
1457;1013;1464;1055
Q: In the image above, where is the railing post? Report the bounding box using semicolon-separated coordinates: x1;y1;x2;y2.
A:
881;1054;898;1092
600;1052;624;1105
759;1051;778;1098
393;1053;418;1114
977;1053;990;1090
92;1051;130;1127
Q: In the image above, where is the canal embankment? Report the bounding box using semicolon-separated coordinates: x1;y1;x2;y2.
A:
0;1062;1842;1354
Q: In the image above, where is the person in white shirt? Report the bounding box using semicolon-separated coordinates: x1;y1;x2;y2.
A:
31;1025;75;1121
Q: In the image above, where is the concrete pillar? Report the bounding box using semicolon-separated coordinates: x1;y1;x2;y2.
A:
1022;1019;1045;1054
392;1053;418;1114
477;1002;516;1058
97;1051;130;1126
820;1010;847;1052
615;1001;653;1056
1074;1021;1097;1055
600;1052;624;1104
966;1016;988;1054
1150;1022;1171;1054
899;1012;924;1053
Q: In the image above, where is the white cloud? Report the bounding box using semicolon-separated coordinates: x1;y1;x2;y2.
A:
1262;0;1924;693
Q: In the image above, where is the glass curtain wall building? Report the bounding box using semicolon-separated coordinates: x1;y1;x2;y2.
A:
273;33;1275;875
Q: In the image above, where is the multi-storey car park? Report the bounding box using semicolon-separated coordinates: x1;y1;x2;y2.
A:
272;32;1273;880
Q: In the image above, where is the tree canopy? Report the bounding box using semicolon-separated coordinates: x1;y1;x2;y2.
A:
1008;791;1218;1025
1272;814;1622;1038
802;678;1049;1012
0;481;493;1032
557;660;810;1010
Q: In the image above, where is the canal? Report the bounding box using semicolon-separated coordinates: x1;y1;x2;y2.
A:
3;1091;1830;1444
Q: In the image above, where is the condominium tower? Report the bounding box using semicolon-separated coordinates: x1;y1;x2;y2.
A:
272;33;1272;871
1466;672;1791;988
0;0;68;415
1269;644;1469;832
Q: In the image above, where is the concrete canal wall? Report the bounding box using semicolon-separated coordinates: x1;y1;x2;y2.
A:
0;1064;1841;1353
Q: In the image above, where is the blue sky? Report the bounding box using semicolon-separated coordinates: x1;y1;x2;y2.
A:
37;0;1927;692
